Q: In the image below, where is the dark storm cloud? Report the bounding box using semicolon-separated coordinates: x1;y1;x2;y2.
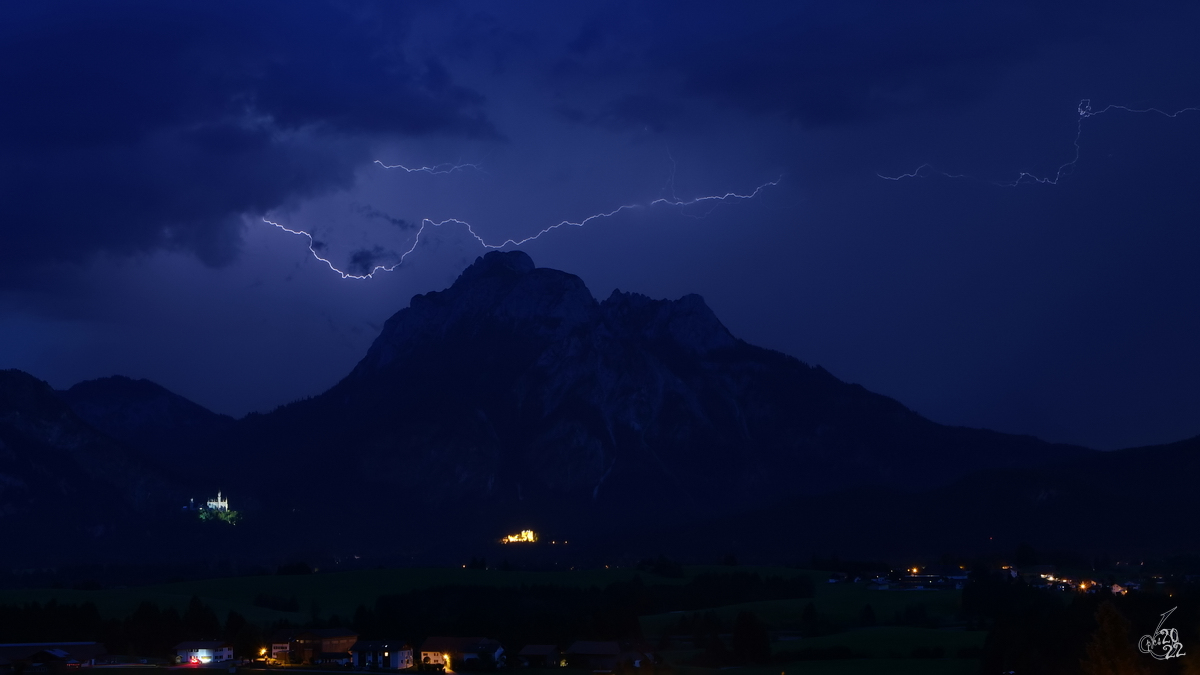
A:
356;205;417;231
0;1;497;279
549;0;1158;129
346;245;396;277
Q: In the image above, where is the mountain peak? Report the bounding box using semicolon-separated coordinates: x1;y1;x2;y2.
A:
59;375;232;460
301;250;1092;534
352;251;595;373
458;250;536;283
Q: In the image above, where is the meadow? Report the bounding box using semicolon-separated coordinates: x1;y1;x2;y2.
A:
0;565;985;675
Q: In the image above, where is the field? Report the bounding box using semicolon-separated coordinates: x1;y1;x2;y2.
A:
639;573;962;637
0;566;689;625
0;566;849;625
0;566;983;675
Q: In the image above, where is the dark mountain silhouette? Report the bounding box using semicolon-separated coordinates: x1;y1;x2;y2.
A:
59;375;234;467
213;251;1093;557
0;369;188;563
12;250;1193;566
641;433;1200;562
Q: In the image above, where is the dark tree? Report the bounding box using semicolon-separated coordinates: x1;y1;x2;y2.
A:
182;596;222;639
124;602;184;657
975;571;1105;675
731;611;771;664
1080;601;1145;675
225;610;262;658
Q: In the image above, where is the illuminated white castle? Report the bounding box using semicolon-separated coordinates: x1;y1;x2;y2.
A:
206;491;229;512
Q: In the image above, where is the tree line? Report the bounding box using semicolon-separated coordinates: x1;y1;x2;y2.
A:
963;567;1200;675
0;596;262;658
0;571;812;659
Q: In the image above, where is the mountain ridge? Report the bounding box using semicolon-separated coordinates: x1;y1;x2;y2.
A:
0;369;189;564
59;375;234;465
18;250;1178;564
208;251;1093;554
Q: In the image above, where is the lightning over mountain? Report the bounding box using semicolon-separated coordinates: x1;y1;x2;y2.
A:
264;164;780;280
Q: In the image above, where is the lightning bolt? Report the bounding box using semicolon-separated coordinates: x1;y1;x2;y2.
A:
877;163;968;181
373;160;483;175
879;99;1200;185
264;168;781;280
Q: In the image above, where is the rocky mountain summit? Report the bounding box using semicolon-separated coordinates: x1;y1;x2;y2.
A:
232;251;1089;545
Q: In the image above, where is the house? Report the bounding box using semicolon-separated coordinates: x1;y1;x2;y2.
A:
175;641;233;664
564;642;620;672
516;645;561;668
618;644;653;670
351;641;413;670
269;639;290;663
272;628;358;664
419;637;504;670
0;643;106;672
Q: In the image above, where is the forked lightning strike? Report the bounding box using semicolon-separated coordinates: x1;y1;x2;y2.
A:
879;99;1200;185
264;174;780;280
373;160;482;174
878;164;967;181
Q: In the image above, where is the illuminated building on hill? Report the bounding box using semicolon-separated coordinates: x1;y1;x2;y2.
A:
206;491;229;511
500;529;536;544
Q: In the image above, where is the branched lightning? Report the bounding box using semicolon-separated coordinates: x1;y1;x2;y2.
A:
879;99;1200;185
373;159;483;174
265;167;780;280
877;163;968;181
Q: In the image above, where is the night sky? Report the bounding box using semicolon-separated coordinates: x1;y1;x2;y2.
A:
3;1;1198;451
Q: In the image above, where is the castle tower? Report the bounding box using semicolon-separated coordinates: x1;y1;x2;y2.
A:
207;491;229;511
